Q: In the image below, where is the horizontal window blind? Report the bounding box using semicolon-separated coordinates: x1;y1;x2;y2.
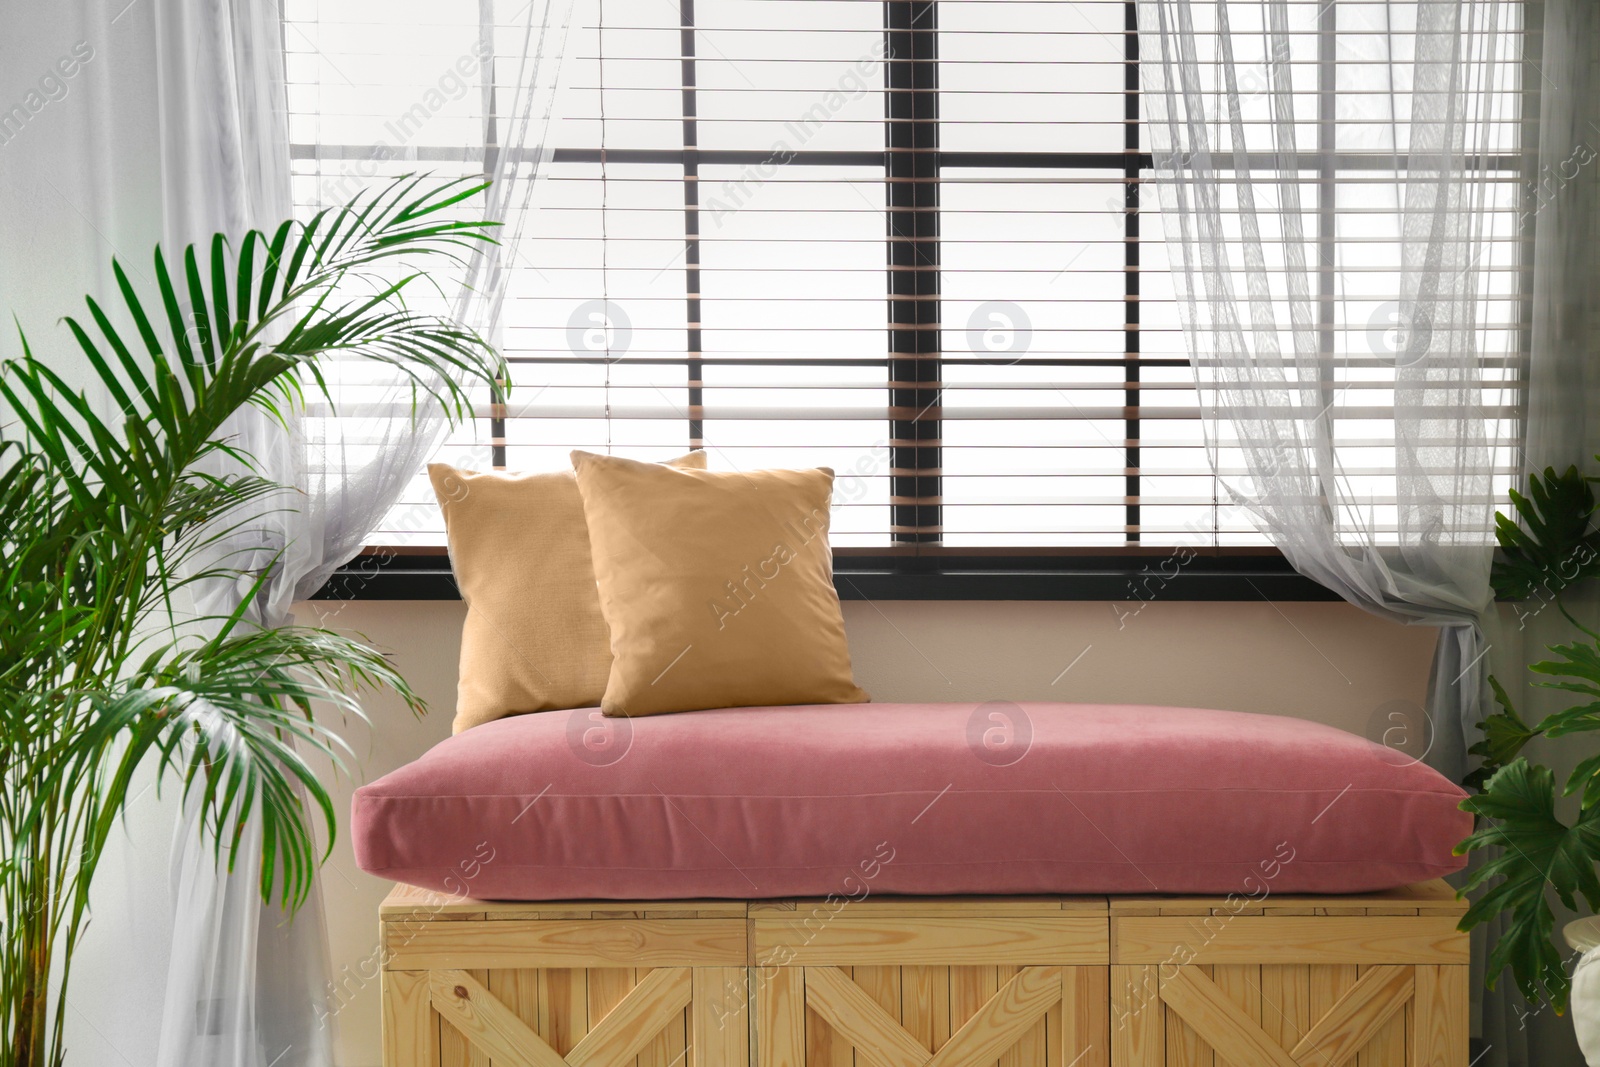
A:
283;0;1529;551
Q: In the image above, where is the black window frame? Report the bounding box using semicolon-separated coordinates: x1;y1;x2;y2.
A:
306;0;1519;603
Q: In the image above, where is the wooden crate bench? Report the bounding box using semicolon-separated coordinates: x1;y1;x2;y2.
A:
380;885;751;1067
379;881;1468;1067
750;894;1111;1067
1108;880;1469;1067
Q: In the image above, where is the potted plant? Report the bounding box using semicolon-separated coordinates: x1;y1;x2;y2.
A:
0;176;503;1067
1459;461;1600;1013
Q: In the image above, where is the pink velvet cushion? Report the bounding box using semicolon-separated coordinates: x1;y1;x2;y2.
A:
351;702;1469;900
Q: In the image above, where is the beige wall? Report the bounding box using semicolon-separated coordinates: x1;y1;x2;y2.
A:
300;595;1438;1066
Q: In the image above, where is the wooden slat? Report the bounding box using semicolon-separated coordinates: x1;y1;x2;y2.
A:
383;969;434;1067
670;991;693;1067
492;970;541;1067
825;968;855;1067
587;969;637;1037
1309;965;1360;1046
380;886;747;919
1259;965;1310;1054
1011;1013;1043;1067
633;972;665;1067
1107;881;1463;919
776;898;1104;917
694;968;750;1067
996;968;1021;1067
949;967;995;1025
757;918;1108;966
1060;968;1108;1067
584;966;635;1067
1008;974;1042;1067
430;968;568;1067
1354;908;1422;917
441;968;493;1067
1113;918;1467;966
542;968;590;1055
950;967;999;1067
758;966;806;1067
1411;965;1467;1067
856;966;904;1020
1045;997;1061;1067
858;962;906;1067
1109;966;1161;1067
439;978;467;1067
805;966;934;1067
569;968;694;1067
926;967;1062;1067
431;995;445;1067
1158;967;1298;1067
492;969;542;1031
1357;966;1407;1067
1167;963;1212;1067
658;975;686;1067
1290;965;1413;1065
389;920;748;970
808;1005;836;1067
1212;962;1259;1067
903;966;952;1053
1212;965;1259;1023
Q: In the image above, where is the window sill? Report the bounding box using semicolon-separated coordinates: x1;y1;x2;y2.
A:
310;549;1340;602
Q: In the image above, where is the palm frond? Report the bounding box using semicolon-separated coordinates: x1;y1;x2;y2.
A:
0;175;497;1066
47;624;420;907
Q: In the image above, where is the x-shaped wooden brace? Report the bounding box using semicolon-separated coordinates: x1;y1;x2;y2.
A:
803;965;1064;1067
429;966;692;1067
1159;964;1415;1067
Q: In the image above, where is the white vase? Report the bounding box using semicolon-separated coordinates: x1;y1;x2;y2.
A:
1566;918;1600;1066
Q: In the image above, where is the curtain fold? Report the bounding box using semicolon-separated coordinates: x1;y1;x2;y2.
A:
1137;0;1519;1057
1135;0;1513;777
151;1;576;1064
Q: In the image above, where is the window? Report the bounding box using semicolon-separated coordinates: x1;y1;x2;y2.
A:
285;0;1527;566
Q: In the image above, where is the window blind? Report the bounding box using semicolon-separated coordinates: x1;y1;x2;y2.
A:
284;0;1529;552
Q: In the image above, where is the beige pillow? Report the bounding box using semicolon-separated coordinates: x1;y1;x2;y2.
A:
431;451;707;733
570;450;868;717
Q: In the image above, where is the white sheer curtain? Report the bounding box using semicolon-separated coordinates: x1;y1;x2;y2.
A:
1137;0;1525;1060
1136;0;1517;776
150;1;575;1064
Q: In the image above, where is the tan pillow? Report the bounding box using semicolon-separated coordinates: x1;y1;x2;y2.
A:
431;451;708;733
570;450;868;717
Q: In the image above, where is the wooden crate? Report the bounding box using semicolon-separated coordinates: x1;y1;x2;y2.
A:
748;896;1112;1067
380;884;751;1067
378;882;1468;1067
1108;881;1469;1067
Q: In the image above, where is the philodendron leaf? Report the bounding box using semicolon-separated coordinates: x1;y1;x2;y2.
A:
1458;758;1600;1012
1530;640;1600;726
1570;751;1600;812
1491;465;1600;602
1510;639;1600;806
1464;676;1539;793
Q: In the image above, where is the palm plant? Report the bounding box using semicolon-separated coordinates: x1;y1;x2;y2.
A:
0;175;503;1067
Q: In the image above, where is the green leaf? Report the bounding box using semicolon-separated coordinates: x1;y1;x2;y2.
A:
1530;641;1600;738
1458;758;1600;1012
1464;676;1539;792
1492;465;1600;604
